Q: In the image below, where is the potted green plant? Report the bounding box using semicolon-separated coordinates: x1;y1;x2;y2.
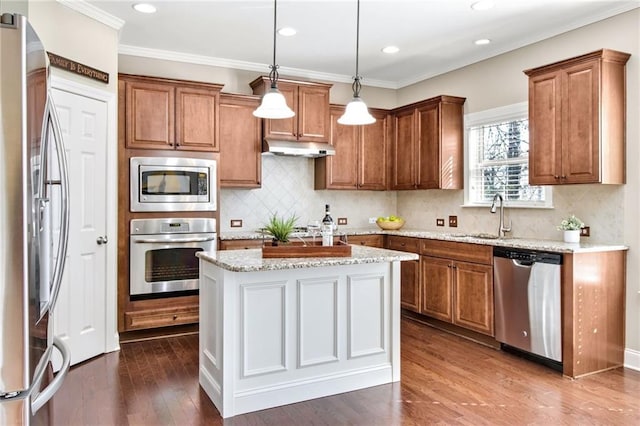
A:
263;212;298;246
557;214;584;243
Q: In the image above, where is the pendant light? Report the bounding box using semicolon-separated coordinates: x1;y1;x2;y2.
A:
338;0;375;125
253;0;295;119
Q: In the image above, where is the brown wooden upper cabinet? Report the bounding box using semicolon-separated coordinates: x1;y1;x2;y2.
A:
525;49;630;185
219;94;262;188
250;77;332;143
390;95;465;190
314;105;390;190
121;74;223;152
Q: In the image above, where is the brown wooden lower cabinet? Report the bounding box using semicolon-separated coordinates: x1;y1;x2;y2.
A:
420;240;494;336
124;304;199;330
562;249;626;378
386;236;422;312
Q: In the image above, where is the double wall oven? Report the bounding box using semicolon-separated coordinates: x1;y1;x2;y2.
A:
129;157;217;298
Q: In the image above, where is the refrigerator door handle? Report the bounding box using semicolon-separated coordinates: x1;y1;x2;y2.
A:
30;337;71;414
44;94;70;313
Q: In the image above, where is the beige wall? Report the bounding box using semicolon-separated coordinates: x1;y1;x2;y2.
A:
397;9;640;357
27;0;119;95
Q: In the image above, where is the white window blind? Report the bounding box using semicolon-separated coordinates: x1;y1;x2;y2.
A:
465;103;551;208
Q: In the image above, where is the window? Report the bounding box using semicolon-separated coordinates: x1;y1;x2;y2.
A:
464;103;552;208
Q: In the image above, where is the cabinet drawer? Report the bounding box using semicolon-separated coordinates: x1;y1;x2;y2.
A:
387;236;420;253
124;305;199;330
220;239;263;250
421;240;492;265
349;234;384;248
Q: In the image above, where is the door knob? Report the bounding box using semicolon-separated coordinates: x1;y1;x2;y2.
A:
97;236;108;245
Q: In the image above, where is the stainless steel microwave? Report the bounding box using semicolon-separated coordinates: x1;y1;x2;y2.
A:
130;157;217;212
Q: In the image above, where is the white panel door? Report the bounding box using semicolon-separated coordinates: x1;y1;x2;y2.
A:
51;88;107;366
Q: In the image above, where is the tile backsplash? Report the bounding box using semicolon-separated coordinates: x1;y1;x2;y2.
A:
220;155;624;244
220;155;396;232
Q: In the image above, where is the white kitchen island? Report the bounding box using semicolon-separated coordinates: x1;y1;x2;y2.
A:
196;245;418;418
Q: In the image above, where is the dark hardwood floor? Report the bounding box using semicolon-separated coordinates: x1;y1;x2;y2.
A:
49;317;640;425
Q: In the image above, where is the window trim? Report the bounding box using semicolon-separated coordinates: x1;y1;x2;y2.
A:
463;102;553;209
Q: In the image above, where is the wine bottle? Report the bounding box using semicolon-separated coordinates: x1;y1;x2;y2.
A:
321;204;334;246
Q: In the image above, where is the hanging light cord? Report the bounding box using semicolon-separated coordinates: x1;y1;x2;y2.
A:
352;0;362;97
269;0;280;89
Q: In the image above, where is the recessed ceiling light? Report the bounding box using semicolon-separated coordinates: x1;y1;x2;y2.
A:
382;46;400;54
133;3;156;14
474;38;491;45
471;1;494;11
278;27;297;36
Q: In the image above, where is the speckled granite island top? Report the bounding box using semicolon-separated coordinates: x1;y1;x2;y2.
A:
219;228;627;254
196;245;419;272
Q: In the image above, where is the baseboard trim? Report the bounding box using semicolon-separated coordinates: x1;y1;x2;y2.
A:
624;348;640;371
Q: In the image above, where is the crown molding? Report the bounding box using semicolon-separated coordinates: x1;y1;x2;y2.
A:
56;0;124;30
118;44;398;90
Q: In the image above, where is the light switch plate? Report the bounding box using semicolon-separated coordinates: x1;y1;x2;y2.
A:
448;215;458;227
337;218;348;225
436;218;445;227
230;219;243;228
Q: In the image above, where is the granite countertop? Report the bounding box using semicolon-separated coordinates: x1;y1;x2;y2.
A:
197;245;419;272
219;228;628;254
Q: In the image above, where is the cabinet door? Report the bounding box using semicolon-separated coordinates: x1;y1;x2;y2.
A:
391;109;416;190
263;81;298;141
219;95;262;187
401;258;421;312
359;110;388;190
325;106;358;189
415;103;440;189
175;86;219;152
420;256;453;322
125;80;175;150
298;85;330;142
561;60;600;183
529;72;562;185
453;261;494;336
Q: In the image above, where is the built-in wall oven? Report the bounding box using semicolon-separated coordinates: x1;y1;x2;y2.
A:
129;218;216;297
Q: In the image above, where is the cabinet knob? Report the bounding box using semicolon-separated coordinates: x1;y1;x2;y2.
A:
561;175;567;179
173;315;178;320
554;175;560;179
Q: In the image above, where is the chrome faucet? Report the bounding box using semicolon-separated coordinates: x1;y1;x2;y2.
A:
490;194;512;238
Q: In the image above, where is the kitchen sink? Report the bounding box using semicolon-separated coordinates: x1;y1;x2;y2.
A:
447;232;502;240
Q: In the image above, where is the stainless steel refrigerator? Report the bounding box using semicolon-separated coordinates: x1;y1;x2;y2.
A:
1;13;71;425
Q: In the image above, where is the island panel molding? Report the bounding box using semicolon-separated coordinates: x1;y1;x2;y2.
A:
347;274;387;359
297;277;339;368
240;281;287;378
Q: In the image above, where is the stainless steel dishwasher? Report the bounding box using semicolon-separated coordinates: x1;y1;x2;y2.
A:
493;247;563;364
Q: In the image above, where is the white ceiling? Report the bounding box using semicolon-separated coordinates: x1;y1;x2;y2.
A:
81;0;639;89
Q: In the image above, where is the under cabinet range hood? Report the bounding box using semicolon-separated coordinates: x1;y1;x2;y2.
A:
262;139;335;158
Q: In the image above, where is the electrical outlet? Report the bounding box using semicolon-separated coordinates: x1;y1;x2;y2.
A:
230;219;243;228
436;218;445;227
580;226;590;237
448;215;458;228
369;217;377;224
338;217;348;225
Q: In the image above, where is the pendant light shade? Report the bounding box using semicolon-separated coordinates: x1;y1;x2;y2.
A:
338;0;375;126
253;0;295;119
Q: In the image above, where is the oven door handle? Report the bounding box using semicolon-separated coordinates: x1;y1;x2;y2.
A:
133;236;217;244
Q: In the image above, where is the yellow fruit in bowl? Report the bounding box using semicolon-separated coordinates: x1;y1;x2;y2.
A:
376;216;405;230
